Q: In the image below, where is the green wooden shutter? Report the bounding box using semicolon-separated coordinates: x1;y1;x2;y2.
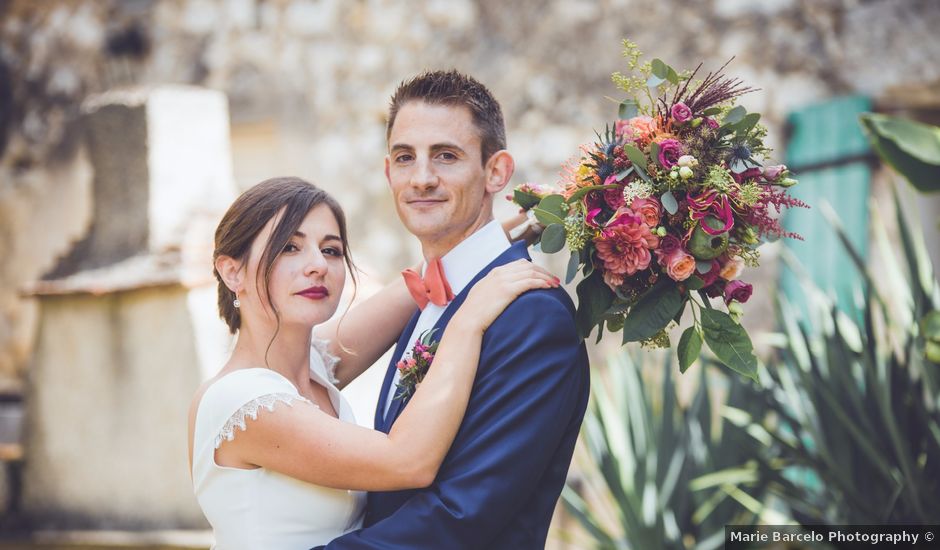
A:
780;95;873;320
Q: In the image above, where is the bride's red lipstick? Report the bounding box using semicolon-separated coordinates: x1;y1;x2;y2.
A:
297;286;329;300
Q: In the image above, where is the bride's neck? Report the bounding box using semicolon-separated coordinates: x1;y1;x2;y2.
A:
231;321;312;388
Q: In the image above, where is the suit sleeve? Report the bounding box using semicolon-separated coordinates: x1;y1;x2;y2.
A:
322;290;589;549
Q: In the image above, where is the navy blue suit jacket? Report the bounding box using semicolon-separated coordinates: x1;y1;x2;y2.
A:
322;242;590;549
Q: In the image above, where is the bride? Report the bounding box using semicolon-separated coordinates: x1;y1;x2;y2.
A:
187;176;555;549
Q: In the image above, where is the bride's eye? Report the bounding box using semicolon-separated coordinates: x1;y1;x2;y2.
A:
282;242;300;253
322;247;343;257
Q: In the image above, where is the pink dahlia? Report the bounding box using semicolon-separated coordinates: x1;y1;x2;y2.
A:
595;221;660;277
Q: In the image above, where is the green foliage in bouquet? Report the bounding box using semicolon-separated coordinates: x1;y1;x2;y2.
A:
710;192;940;524
561;353;769;549
512;40;807;380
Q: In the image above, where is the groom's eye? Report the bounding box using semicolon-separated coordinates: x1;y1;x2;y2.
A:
437;151;457;161
394;153;414;163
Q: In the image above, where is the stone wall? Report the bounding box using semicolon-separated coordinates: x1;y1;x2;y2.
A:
2;0;939;378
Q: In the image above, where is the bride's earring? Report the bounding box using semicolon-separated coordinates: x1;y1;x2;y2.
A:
233;297;241;308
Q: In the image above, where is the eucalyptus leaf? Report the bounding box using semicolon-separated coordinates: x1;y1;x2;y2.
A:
619;99;639;120
646;75;665;88
634;164;652;184
696;260;713;274
723;105;747;126
533;207;565;226
624;144;648;170
661;191;678;215
533;194;568;225
701;309;758;380
621;282;684;343
703;107;722;116
651;58;669;79
540;223;566;254
566;251;580;284
678;326;703;373
616;167;634;182
538;194;569;218
666;67;680;85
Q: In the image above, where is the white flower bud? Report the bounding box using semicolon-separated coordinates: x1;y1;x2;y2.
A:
679;166;694;180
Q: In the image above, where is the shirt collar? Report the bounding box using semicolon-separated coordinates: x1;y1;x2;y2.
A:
432;219;510;296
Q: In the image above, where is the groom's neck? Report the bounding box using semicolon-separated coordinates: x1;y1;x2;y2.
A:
420;212;494;260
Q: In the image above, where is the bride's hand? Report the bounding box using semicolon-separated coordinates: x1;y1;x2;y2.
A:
501;210;545;246
454;260;559;333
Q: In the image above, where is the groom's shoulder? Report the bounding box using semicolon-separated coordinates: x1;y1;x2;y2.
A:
496;286;577;335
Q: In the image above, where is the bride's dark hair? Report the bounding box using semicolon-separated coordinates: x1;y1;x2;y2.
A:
212;176;357;336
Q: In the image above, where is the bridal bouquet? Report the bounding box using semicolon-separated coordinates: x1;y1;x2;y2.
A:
512;41;806;379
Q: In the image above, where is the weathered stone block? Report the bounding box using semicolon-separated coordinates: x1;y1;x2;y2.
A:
48;87;235;278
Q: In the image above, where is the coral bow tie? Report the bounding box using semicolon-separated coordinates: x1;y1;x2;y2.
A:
402;258;455;310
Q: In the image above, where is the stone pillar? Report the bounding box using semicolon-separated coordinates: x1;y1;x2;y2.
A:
21;86;236;529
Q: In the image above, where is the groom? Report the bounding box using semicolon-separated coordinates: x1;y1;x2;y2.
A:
323;70;590;549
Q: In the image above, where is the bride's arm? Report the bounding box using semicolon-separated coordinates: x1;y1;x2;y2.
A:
221;260;558;491
316;215;540;389
313;272;416;389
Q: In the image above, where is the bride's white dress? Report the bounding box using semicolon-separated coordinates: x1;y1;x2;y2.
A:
192;340;365;549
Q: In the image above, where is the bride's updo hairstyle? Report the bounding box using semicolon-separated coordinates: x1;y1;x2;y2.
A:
212;177;356;334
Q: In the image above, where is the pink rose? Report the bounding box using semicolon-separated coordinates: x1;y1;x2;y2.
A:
724;280;753;304
658;234;681;256
662;249;696;281
719;256;744;281
704;117;720;129
657;139;683;169
630;197;661;228
763;164;788;182
604;186;626;210
671;102;693;123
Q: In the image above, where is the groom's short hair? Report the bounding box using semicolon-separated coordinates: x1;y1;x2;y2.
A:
387;70;506;165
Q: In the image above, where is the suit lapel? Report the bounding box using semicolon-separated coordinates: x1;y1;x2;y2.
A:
376;309;421;432
383;242;531;428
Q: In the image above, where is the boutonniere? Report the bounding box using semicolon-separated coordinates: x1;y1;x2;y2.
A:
394;329;440;401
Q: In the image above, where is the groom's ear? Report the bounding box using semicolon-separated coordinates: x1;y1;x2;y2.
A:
484;150;514;194
214;255;244;295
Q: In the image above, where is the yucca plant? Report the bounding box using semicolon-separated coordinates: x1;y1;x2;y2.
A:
561;352;769;550
712;189;940;524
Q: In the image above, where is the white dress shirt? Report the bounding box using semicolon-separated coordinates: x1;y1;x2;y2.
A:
383;219;511;418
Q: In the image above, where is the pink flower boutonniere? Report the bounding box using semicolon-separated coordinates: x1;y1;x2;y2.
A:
394;329;440;401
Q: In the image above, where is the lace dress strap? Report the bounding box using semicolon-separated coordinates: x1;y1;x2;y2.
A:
194;369;316;456
311;337;341;385
214;392;314;449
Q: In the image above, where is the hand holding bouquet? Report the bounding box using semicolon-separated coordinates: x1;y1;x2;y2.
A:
512;41;807;379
